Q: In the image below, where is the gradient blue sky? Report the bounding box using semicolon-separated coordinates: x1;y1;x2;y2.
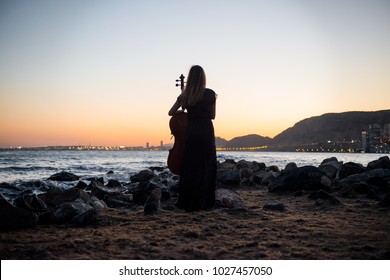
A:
1;0;389;147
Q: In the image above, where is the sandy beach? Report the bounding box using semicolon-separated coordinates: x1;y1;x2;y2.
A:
1;183;389;260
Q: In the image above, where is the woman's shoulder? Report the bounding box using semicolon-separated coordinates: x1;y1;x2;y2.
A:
204;88;216;100
205;88;215;94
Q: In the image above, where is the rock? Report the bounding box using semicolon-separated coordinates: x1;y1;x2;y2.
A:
319;158;343;179
321;157;340;165
336;162;366;181
257;162;267;171
351;182;370;194
253;171;267;185
48;171;80;181
69;207;97;225
14;193;47;212
240;177;256;187
0;182;21;200
170;182;180;193
106;179;122;188
132;181;162;205
49;199;96;225
319;163;339;179
267;165;280;172
253;171;277;186
144;188;162;215
160;177;177;189
89;177;105;185
337;185;357;198
320;175;333;188
130;169;156;183
160;187;171;201
89;196;107;209
239;168;252;180
379;193;390;207
367;156;390;170
86;179;131;208
38;188;90;208
150;166;166;172
75;181;88;189
284;162;297;172
366;187;382;200
103;192;133;208
338;169;390;189
308;190;341;205
0;193;38;230
263;203;286;211
217;160;236;170
236;160;254;170
268;166;328;192
19;180;51;192
215;188;244;208
217;170;240;186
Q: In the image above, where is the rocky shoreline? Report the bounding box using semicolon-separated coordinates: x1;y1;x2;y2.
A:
1;156;390;259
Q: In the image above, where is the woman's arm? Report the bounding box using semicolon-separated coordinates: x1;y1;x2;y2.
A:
168;99;182;116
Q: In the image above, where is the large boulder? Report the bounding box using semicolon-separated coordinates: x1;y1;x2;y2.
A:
268;166;329;192
236;160;255;170
130;169;156;183
0;182;22;200
308;190;341;206
38;188;90;208
367;156;390;170
338;168;390;190
106;179;122;188
48;171;80;181
253;171;277;186
87;179;132;208
49;199;96;225
132;181;163;206
379;193;390;207
284;162;298;172
14;193;47;212
336;162;366;181
0;193;38;230
215;188;244;208
144;188;162;215
217;170;240;186
320;157;340;165
217;159;236;170
103;192;133;208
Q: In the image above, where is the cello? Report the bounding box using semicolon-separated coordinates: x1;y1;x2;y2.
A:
167;74;188;175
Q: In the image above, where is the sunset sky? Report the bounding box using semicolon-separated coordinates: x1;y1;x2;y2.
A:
1;0;389;147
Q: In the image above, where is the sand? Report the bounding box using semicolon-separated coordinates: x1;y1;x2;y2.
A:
1;186;389;260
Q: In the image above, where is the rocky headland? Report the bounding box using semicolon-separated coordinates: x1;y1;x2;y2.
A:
1;156;390;259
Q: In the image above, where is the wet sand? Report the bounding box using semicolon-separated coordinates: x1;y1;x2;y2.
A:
1;187;389;260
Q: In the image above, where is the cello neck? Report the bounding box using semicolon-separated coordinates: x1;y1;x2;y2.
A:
176;74;185;91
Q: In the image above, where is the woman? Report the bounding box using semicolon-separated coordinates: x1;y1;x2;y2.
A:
168;65;217;212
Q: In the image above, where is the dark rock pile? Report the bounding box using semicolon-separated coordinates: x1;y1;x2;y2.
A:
1;156;389;230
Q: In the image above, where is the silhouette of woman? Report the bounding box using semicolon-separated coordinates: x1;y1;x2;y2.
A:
168;65;217;212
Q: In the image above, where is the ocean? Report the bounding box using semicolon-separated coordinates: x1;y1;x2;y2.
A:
0;150;386;184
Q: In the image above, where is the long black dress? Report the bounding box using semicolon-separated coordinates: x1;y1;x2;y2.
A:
176;88;217;212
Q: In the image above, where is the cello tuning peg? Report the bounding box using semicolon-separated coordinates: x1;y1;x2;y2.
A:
175;83;180;87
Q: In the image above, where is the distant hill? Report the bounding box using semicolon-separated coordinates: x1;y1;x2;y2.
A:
223;134;273;148
273;110;390;148
215;137;228;148
217;110;390;149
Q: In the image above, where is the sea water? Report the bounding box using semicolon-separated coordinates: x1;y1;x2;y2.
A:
0;150;385;183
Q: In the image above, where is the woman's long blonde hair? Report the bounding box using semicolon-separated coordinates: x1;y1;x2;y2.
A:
181;65;206;108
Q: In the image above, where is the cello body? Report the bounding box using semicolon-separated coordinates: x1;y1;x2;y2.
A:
167;111;188;175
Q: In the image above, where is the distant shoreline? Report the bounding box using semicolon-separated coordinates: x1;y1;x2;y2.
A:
1;146;390;154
